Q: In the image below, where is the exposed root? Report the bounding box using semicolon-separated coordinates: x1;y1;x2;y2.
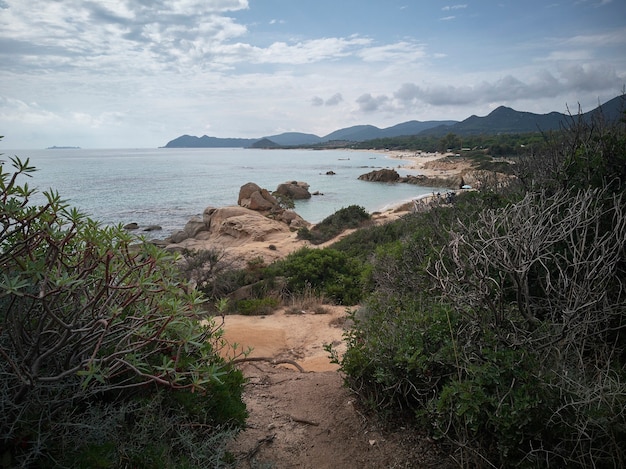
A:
232;356;305;373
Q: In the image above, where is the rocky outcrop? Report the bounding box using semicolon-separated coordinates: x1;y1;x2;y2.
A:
358;168;466;189
398;174;463;189
275;181;311;200
358;168;400;182
164;183;310;260
238;182;280;211
166;206;290;248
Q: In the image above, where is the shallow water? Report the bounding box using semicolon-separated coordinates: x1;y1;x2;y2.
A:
4;147;442;238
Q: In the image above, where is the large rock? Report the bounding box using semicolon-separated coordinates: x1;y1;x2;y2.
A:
358;168;400;182
277;209;309;229
183;216;209;238
238;182;279;211
275;181;311;200
192;206;291;244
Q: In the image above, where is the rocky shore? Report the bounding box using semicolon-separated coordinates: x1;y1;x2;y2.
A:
139;152;480;266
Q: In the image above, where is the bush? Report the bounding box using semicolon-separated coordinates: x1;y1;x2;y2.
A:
0;155;247;467
235;296;280;315
429;340;557;466
334;301;458;418
270;247;364;304
297;205;370;244
336;107;626;468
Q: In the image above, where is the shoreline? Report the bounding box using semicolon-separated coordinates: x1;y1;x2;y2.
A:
160;149;469;264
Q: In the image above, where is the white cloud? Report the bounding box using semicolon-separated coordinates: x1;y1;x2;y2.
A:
0;0;623;147
357;41;427;62
442;4;468;11
373;65;623;113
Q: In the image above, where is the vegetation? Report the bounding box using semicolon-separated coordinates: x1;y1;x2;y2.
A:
269;248;364;305
329;104;626;467
351;131;547;155
0;151;247;468
6;97;622;467
297;204;371;245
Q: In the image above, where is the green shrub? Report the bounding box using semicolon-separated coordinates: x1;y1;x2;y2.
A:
431;345;559;467
0;154;247;468
333;300;459;417
235;296;280;315
297;205;370;244
270;247;364;304
336;108;626;467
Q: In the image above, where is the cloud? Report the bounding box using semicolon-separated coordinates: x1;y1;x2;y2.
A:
0;0;250;73
243;36;372;65
372;65;623;113
440;16;456;21
356;93;390;112
357;40;427;62
312;93;343;107
558;63;623;91
325;93;343;106
442;4;468;11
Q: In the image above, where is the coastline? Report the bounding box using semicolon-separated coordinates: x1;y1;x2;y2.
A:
161;149;469;266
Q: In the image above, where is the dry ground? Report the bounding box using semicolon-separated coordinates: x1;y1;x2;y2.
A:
221;307;455;469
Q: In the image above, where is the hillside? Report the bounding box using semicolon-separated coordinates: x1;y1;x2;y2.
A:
162;94;624;148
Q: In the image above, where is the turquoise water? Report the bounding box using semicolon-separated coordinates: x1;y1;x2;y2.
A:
3;147;441;238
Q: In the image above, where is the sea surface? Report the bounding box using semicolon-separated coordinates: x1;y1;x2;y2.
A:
2;147;441;238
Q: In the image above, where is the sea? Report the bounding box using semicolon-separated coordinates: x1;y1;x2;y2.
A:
2;147;442;239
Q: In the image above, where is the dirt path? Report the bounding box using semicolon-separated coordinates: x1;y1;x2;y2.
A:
222;307;453;468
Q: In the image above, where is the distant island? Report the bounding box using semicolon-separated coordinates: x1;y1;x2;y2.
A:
47;146;81;149
162;95;623;148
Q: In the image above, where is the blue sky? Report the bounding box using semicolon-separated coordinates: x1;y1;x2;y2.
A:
0;0;624;148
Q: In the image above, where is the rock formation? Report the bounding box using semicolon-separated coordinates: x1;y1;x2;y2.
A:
275;181;311;200
357;168;400;182
238;182;280;211
163;183;310;261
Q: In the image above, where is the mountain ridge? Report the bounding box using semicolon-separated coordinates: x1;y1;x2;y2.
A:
163;95;624;148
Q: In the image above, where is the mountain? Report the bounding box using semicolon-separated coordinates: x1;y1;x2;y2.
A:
379;120;458;138
321;120;456;141
163;134;257;148
422;107;567;136
264;132;322;146
423;95;624;137
322;125;381;142
162;95;624;147
582;94;624;122
250;138;281;149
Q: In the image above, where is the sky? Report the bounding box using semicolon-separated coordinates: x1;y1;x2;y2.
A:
1;0;625;149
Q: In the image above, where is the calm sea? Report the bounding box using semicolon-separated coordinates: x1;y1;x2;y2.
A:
2;147;440;238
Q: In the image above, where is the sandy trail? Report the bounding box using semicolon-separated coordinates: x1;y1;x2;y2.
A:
222;307;453;468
